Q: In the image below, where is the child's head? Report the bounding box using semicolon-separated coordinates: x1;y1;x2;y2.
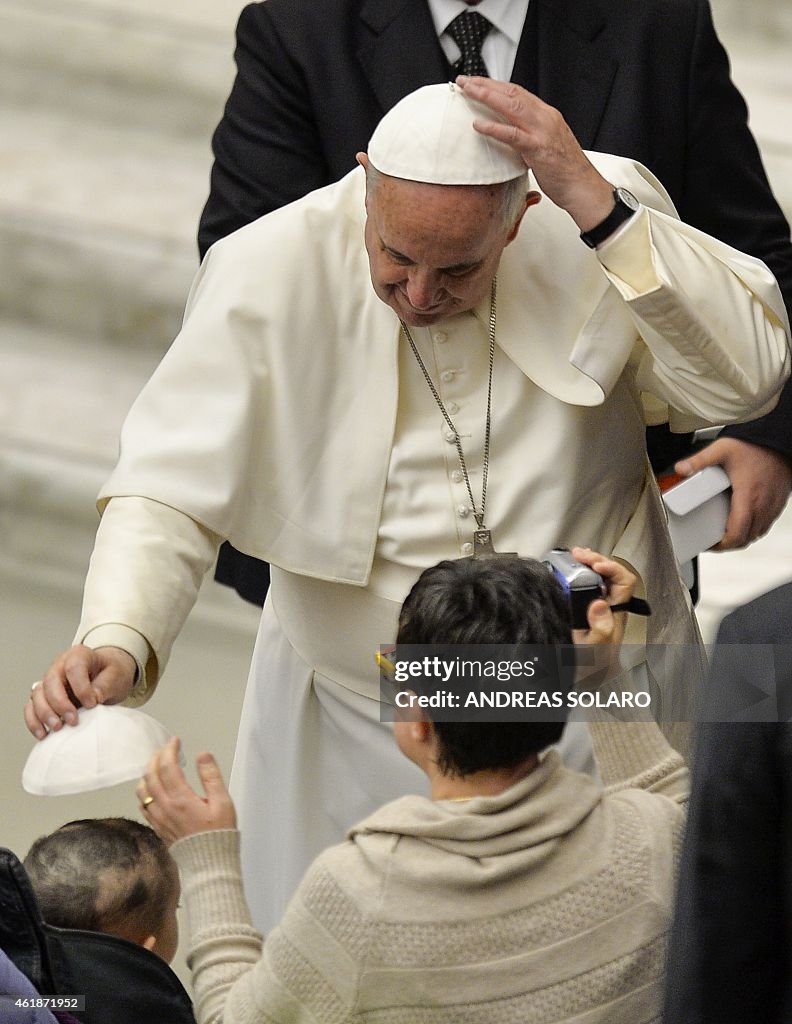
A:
24;817;180;963
395;555;572;776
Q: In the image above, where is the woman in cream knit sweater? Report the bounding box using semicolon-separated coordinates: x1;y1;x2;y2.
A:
139;549;687;1023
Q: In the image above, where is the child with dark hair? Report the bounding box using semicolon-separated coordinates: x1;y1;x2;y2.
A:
137;548;688;1023
24;818;180;964
394;554;574;775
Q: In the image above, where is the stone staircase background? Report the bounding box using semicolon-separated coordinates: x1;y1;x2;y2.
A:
1;0;791;985
0;0;244;591
0;1;260;983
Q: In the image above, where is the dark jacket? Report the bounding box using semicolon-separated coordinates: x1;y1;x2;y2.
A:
665;583;792;1023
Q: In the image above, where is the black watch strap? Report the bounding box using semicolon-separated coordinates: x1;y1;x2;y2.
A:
580;187;641;249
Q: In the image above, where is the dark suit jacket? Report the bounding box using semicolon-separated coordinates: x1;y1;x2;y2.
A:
664;583;792;1024
199;0;792;601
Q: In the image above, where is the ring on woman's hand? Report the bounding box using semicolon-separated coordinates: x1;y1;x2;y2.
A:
142;795;155;808
30;681;42;693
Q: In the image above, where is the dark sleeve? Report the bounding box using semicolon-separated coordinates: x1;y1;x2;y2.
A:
680;1;792;456
718;390;792;460
197;3;333;257
664;590;792;1023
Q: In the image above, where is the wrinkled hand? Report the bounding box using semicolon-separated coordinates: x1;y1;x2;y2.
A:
25;644;137;740
138;737;237;846
675;438;792;550
455;76;614;231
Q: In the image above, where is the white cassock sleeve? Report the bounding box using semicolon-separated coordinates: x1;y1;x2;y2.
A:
594;207;790;426
75;496;222;702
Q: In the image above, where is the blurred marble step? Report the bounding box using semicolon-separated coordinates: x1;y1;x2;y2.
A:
0;318;260;638
0;320;159;589
713;0;792;45
0;0;241;137
0;102;206;350
727;46;792;215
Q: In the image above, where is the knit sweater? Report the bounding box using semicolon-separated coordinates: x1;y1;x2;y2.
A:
171;720;687;1023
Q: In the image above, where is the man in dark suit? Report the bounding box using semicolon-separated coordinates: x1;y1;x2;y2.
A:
200;0;792;604
664;583;792;1023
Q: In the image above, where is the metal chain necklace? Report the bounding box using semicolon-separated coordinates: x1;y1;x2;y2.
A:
399;278;515;558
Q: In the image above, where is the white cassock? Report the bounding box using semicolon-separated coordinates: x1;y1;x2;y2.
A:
75;156;789;931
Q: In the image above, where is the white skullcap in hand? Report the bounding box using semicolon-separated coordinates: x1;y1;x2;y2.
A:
22;704;174;796
367;82;526;185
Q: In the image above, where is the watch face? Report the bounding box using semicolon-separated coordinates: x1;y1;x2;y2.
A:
614;187;640;212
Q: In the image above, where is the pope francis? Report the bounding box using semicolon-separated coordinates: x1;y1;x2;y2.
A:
27;77;790;932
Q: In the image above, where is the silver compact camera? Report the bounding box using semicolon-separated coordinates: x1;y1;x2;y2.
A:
542;548;605;629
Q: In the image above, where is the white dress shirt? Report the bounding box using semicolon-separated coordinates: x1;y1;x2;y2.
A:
428;0;530;80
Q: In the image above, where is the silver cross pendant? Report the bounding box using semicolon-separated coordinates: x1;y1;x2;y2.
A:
472;529;518;559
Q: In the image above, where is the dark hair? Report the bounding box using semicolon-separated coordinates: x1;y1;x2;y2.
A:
396;556;572;775
24;818;175;941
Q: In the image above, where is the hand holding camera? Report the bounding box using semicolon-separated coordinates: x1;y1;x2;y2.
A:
542;547;650;631
565;548;636;646
547;547;639;689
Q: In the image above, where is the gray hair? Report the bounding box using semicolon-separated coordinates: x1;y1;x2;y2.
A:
365;161;529;230
499;171;531;228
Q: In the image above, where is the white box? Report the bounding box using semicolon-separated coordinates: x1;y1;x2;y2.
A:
662;466;731;579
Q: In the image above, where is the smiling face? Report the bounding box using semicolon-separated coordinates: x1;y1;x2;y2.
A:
361;160;531;327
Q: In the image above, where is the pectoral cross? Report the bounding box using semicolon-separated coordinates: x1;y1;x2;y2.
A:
472;528;518;559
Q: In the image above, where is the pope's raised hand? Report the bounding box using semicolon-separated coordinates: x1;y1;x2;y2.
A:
456;76;616;233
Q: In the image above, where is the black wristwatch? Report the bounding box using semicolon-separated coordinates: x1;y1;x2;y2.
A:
580;187;641;249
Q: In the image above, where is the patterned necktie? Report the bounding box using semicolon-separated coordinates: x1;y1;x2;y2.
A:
447;10;493;78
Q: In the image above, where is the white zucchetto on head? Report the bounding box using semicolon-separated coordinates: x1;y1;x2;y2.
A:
22;704;177;796
367;82;527;185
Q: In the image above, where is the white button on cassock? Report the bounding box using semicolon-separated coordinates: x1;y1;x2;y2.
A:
457;505;471;518
461;542;474;556
440;370;455;383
